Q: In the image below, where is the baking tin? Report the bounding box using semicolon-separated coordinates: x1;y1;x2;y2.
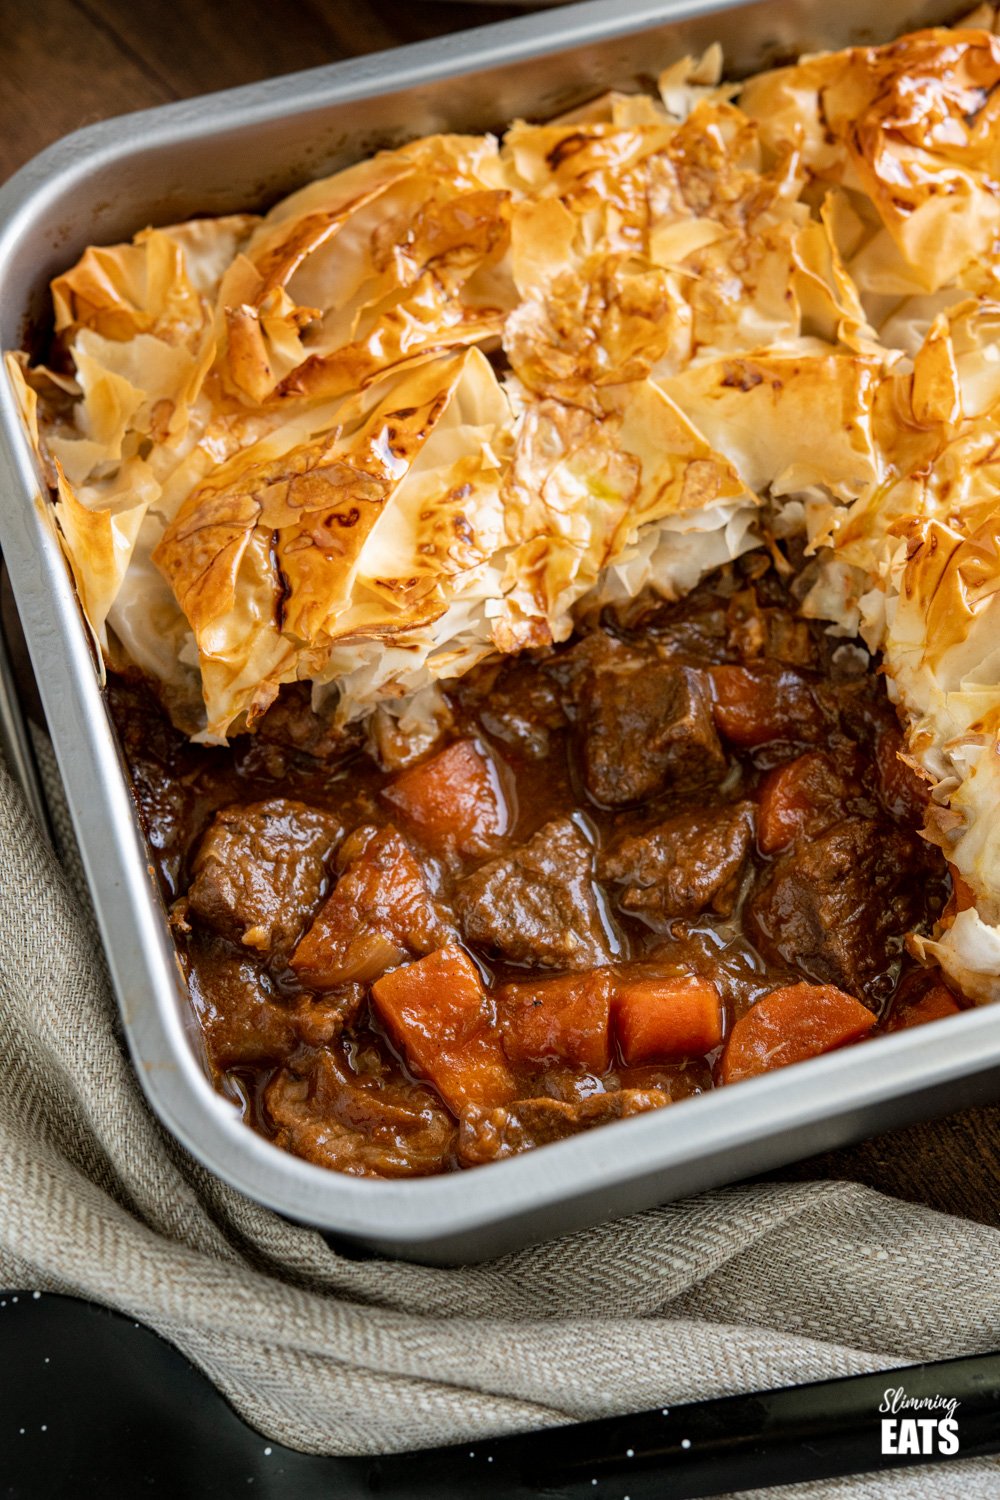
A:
1;0;997;1265
5;1292;998;1492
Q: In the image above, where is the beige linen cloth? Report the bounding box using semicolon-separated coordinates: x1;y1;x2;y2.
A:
1;746;999;1498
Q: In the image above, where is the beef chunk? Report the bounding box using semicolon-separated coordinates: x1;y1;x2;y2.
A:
764;610;816;668
368;699;452;772
581;659;726;806
609;1060;712;1100
650;607;730;661
109;674;226;899
725;589;816;668
875;722;930;823
255;682;363;760
265;1049;456;1178
189;940;296;1070
599;803;755;920
623;585;730;661
745;817;926;997
186;933;359;1070
457;656;567;761
544;626;625;696
455;817;613;969
292;985;366;1048
458;1089;669;1165
291;825;453;989
186;799;342;964
724;589;768;661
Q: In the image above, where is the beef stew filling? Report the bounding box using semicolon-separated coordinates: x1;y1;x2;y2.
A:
110;555;958;1178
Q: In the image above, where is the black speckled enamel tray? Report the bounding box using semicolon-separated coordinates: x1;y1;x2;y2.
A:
2;1292;998;1492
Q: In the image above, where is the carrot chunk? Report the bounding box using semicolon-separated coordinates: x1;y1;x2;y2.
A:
885;981;962;1032
719;982;875;1084
371;945;516;1113
383;738;508;856
500;970;614;1073
757;751;854;855
613;976;723;1065
710;664;824;748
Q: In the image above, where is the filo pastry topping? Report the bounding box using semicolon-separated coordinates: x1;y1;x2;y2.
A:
11;20;1000;1000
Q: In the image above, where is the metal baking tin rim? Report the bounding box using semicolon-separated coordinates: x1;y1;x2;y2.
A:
0;0;995;1262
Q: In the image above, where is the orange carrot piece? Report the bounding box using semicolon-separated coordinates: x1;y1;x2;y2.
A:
383;738;507;856
720;982;875;1084
371;945;515;1113
885;982;962;1033
613;976;723;1066
757;751;851;855
500;970;614;1073
710;665;823;748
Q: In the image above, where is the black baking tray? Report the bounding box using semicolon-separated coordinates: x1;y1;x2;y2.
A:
2;1291;997;1497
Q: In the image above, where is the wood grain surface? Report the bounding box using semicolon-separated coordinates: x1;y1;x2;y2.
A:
4;0;1000;1228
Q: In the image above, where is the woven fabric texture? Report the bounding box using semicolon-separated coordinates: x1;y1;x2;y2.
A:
1;748;998;1496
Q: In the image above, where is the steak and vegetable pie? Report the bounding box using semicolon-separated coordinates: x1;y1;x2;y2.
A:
10;17;1000;1175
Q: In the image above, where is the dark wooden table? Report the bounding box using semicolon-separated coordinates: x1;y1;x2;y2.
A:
4;0;1000;1228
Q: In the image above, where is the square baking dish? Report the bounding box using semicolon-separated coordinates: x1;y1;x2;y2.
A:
2;0;999;1265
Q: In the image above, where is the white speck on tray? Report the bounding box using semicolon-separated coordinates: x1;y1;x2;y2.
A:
32;1292;41;1300
681;1438;691;1450
626;1448;634;1458
263;1447;272;1456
